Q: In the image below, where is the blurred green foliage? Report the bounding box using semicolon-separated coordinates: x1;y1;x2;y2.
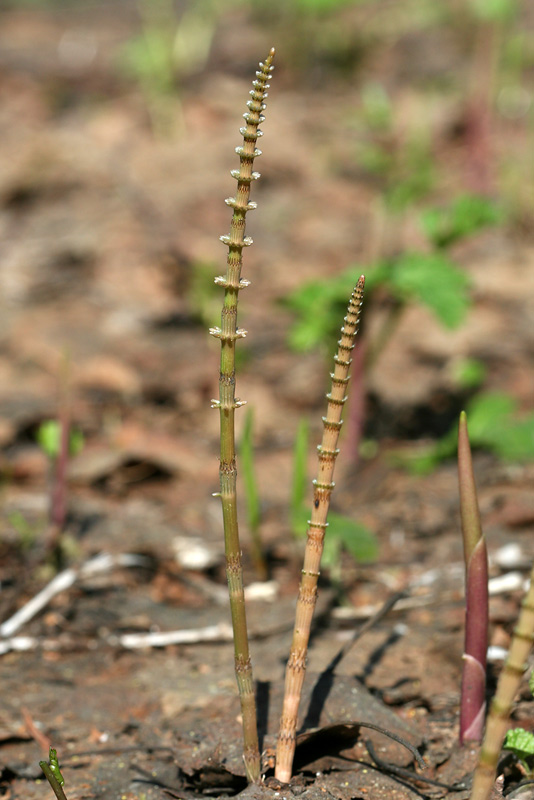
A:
421;195;503;249
282;195;500;355
450;358;487;390
468;0;518;22
37;420;83;460
118;0;221;135
239;408;268;579
189;261;221;328
398;393;534;474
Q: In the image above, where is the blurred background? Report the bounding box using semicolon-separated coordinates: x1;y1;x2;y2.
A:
1;5;534;796
0;0;533;573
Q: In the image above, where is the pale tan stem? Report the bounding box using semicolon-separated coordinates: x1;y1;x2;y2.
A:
275;277;365;783
209;47;275;785
469;562;534;800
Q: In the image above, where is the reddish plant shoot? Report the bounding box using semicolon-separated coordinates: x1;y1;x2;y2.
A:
458;410;489;744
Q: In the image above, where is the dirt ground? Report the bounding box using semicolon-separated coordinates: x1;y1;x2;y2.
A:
0;2;533;799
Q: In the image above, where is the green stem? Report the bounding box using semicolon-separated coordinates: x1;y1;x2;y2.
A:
209;47;275;785
40;764;68;800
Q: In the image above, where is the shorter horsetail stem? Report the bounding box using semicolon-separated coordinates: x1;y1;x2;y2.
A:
469;561;534;800
275;277;365;784
458;411;489;744
209;47;275;785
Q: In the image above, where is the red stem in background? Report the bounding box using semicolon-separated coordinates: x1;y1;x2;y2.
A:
458;410;489;745
463;19;500;195
48;353;71;555
51;396;70;534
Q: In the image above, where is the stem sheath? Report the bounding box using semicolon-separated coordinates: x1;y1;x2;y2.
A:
458;411;488;744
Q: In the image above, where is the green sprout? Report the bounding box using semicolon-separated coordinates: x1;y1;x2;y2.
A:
239;408;268;581
37;420;83;461
40;748;68;800
503;727;534;776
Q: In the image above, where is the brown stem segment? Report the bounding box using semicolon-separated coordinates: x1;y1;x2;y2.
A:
209;48;275;785
458;411;488;744
275;277;365;784
469;561;534;800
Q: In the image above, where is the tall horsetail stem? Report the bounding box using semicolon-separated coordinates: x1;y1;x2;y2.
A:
458;411;489;744
469;561;534;800
209;47;275;784
275;277;365;783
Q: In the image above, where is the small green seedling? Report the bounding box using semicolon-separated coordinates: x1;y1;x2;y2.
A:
503;727;534;776
239;408;268;580
38;417;84;558
502;671;534;776
40;747;68;800
37;421;83;461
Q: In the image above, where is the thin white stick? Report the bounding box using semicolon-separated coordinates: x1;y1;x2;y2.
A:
0;622;235;656
118;622;233;649
0;553;149;638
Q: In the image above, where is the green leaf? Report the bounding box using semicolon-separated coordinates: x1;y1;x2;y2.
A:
390;252;470;328
398;391;534;474
489;417;534;461
469;0;517;21
464;392;534;461
503;727;534;760
421;195;502;248
37;421;61;459
283;270;363;352
37;420;84;459
451;358;487;389
463;392;517;443
327;513;378;563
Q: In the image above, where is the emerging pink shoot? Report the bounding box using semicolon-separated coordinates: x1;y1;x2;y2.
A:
458;410;489;745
